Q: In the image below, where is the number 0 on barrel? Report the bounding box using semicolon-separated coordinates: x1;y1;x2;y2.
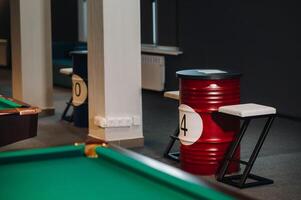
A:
72;74;88;107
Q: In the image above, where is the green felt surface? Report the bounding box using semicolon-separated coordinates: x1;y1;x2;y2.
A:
0;146;232;200
0;97;22;110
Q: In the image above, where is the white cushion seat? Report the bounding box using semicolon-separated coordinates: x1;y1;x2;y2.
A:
59;68;73;76
164;91;179;100
218;103;276;117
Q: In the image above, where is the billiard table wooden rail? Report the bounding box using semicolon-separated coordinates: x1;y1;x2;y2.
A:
0;95;40;115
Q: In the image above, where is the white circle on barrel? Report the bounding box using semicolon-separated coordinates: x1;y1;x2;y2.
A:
178;104;203;145
72;74;88;106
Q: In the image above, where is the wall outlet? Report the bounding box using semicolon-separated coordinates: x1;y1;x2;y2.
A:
94;116;134;128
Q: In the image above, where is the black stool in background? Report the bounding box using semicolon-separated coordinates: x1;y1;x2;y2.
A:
59;68;74;122
164;127;180;161
163;91;180;161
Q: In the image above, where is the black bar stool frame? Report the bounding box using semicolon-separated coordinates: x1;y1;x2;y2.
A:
60;70;74;122
61;96;74;122
163;127;180;161
217;113;276;188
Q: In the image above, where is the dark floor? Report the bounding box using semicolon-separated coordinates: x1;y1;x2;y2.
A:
1;68;301;200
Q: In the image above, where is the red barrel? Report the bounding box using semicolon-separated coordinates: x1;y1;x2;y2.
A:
177;69;241;175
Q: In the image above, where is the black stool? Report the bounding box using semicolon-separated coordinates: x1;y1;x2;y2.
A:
59;68;74;122
163;91;180;161
164;127;180;161
216;103;276;188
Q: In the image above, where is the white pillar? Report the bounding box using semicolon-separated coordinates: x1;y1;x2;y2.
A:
88;0;143;147
10;0;54;114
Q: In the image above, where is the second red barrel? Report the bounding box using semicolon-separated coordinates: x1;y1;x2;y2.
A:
176;69;241;175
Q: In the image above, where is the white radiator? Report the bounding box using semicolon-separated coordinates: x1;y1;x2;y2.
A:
141;54;165;91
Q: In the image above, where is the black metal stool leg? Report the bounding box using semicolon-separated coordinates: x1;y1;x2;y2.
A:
70;110;74;122
217;119;250;181
238;116;275;187
164;126;180;161
61;97;73;122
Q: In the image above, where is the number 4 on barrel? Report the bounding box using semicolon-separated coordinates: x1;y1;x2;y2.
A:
178;104;203;145
180;114;188;136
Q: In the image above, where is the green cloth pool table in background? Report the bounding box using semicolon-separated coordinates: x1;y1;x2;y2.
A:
0;97;22;110
0;95;40;146
0;145;243;200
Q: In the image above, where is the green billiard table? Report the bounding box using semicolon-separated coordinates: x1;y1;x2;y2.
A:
0;95;40;146
0;144;245;200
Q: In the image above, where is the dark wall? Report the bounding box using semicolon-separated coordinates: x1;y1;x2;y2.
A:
0;0;10;39
51;0;78;42
141;0;153;44
141;0;178;46
0;0;78;42
157;0;178;46
141;0;301;117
